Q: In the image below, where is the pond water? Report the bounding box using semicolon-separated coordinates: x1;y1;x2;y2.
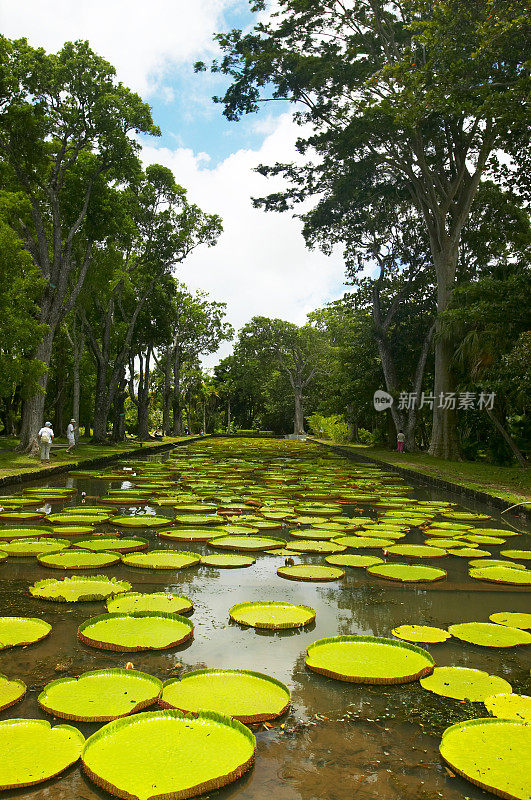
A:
0;438;529;800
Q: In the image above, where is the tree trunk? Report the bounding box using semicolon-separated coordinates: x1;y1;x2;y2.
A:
18;328;55;449
429;260;460;459
293;389;304;435
92;364;113;443
171;353;183;435
202;401;206;433
227;398;231;432
485;407;527;468
71;331;84;441
162;351;172;435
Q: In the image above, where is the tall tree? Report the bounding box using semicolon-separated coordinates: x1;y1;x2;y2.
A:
0;37;159;448
201;0;529;458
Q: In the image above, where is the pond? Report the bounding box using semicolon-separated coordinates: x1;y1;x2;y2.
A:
0;438;529;800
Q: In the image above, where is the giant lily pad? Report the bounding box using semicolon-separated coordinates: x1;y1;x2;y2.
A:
209;535;286;551
420;666;512;701
333;535;395;549
0;537;70;557
47;512;111;525
200;554;255;568
325;554;383;568
305;635;434;684
469;566;531;585
0;526;54;540
229;601;315;629
0;616;52;649
30;576;131;602
51;525;95;536
0;674;26;711
72;536;148;553
160;668;290;722
489;612;531;629
448;622;531;648
0;719;84;791
277;564;344;582
500;549;531;561
484;693;531;724
173;514;221;526
469;559;526;571
38;549;121;569
0;510;45;522
106;592;193;615
285;539;346;554
386;544;447;558
158;527;216;542
111;515;173;528
392;625;451;644
452;547;492;558
78;611;194;651
39;669;162;722
439;718;531;800
81;709;255;800
367;563;447;583
121;551;200;569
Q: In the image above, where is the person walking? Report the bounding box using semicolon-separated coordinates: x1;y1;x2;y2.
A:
66;419;78;453
38;422;54;464
397;430;405;453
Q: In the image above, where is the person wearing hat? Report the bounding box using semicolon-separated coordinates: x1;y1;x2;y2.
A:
37;422;54;464
66;419;78;453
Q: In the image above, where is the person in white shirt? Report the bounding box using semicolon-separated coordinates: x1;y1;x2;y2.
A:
37;422;54;464
66;419;78;453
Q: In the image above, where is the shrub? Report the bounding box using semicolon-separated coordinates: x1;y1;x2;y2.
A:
307;414;351;443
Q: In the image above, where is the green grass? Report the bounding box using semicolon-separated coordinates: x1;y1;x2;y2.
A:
0;435;198;481
323;443;531;506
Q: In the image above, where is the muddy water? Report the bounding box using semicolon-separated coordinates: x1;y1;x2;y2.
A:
0;444;530;800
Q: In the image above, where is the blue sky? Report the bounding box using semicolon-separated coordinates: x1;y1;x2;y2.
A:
1;0;348;363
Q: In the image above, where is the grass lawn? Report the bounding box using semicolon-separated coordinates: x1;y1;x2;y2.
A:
0;435;198;481
326;443;531;506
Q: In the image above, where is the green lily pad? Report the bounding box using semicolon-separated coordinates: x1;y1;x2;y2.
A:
106;592;193;615
38;549;121;569
158;527;217;542
161;668;290;722
0;527;55;541
305;635;434;684
424;538;467;548
30;576;132;602
367;563;447;583
439;718;531;800
121;551;200;569
72;536;148;553
111;515;173;528
81;709;255;800
229;601;315;629
209;535;286;551
451;547;491;558
428;522;472;531
463;534;506;545
500;549;531;560
277;564;345;581
448;622;531;647
333;535;395;549
47;512;111;524
0;616;52;649
285;539;346;554
325;554;384;568
420;666;512;701
489;612;531;629
0;510;45;522
469;559;526;570
289;527;336;540
468;527;519;537
0;719;84;791
78;611;194;651
484;693;531;724
200;554;255;568
392;625;451;644
0;673;26;711
0;538;70;557
51;525;95;536
469;566;531;585
39;669;162;721
173;514;222;526
386;544;447;558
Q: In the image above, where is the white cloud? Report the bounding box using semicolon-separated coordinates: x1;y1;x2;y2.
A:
140;113;348;365
0;0;234;96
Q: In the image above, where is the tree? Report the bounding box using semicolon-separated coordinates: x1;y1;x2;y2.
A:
0;37;159;448
237;316;328;434
201;0;529;458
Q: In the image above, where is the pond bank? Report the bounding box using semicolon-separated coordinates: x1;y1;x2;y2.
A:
0;435;202;487
313;440;531;518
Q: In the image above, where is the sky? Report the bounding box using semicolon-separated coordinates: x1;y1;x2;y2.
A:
0;0;349;365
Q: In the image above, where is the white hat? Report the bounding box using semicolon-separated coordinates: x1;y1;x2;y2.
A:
70;418;76;423
45;421;52;426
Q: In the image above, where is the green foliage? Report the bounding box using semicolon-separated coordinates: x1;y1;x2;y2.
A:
307;414;350;443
